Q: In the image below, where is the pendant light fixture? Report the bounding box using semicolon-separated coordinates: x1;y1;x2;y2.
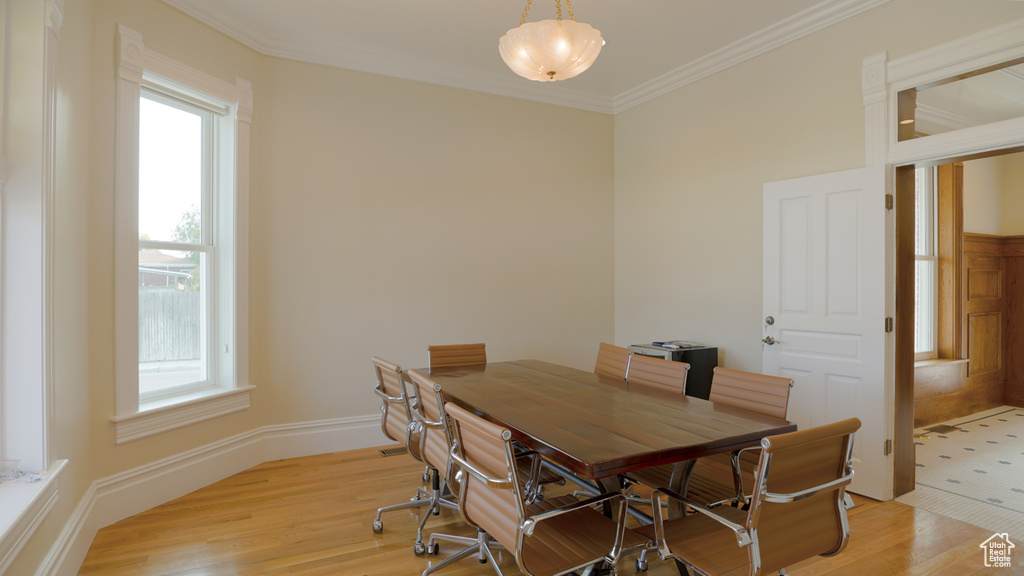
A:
498;0;604;82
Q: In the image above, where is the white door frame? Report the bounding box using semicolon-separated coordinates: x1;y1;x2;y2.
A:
862;17;1024;497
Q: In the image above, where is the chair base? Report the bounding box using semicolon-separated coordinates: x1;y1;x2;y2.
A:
423;528;505;576
373;467;457;549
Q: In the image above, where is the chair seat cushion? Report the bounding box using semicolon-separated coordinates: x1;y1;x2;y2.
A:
521;501;650;576
634;506;751;576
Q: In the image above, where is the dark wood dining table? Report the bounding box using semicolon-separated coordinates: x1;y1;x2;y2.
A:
417;359;797;505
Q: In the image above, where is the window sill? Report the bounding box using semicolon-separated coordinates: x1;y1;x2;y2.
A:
0;459;66;571
111;385;255;444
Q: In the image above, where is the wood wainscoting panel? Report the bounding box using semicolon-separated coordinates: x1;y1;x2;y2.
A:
913;359;975;428
1005;236;1024;406
968;313;1002;376
947;234;1009;420
967;266;1002;301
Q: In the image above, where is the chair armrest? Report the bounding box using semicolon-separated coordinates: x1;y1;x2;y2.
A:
373;387;405;404
762;469;854;503
406;421;425;462
448;446;516;490
520;491;623;536
727;445;761;505
650;487;751;558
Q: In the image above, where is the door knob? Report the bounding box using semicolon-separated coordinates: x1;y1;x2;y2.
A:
764;316;775;326
762;336;776;345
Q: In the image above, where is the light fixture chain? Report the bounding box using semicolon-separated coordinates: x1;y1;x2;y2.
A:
565;0;575;21
519;0;531;26
555;0;563;21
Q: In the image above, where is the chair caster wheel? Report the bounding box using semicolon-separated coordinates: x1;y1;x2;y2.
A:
635;559;648;571
414;542;426;556
428;543;440;555
479;558;487;564
372;519;383;534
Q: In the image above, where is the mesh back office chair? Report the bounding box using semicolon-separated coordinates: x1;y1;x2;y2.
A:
370;357;434;535
427;343;565;497
408;369;572;575
696;368;794;507
636;418;860;576
625;354;690;395
594;342;632;380
627;368;794;508
400;369;463;555
428;343;487;371
441;401;650;576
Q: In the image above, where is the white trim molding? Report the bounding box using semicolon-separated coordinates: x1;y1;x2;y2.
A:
37;416;382;576
864;17;1024;168
862;16;1024;503
614;0;892;113
0;460;66;575
112;25;253;442
161;0;891;115
0;0;64;569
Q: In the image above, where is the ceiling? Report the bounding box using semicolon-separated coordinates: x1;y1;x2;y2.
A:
161;0;892;114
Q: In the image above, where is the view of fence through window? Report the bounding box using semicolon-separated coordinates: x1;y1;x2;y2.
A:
138;93;208;394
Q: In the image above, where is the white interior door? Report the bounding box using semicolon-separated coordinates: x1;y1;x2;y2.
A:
763;166;891;500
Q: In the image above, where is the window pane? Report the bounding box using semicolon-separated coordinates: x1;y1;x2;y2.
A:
914;167;934;256
915;259;936;354
139;96;203;243
139;249;206;394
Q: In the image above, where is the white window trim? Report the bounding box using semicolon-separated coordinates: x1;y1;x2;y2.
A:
0;0;68;568
113;25;253;444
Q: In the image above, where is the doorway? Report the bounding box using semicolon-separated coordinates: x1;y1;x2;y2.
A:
895;151;1024;533
862;20;1024;499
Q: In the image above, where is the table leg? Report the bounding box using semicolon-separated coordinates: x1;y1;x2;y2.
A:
596;475;621;517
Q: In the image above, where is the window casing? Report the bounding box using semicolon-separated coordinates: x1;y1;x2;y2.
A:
914;166;938;360
113;25;252;443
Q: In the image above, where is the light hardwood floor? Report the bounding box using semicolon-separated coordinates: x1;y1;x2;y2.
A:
78;446;1023;575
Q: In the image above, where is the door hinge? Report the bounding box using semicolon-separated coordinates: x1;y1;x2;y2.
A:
885;317;894;333
885;194;894;210
884;439;893;456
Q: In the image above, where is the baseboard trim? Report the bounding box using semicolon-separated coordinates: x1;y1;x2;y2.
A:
38;414;382;576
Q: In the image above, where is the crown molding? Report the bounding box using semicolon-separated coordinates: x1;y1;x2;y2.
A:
612;0;892;113
887;17;1024;91
915;102;974;134
162;0;890;115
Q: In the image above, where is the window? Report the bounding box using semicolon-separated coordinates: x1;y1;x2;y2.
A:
914;166;938;360
113;25;253;443
138;91;213;401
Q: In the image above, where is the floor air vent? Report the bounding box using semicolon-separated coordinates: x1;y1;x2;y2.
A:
380;447;408;457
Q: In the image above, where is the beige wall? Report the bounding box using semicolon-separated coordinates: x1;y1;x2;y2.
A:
1003;153;1024;236
252;58;615;423
963;152;1024;236
964;156;1004;235
613;0;1024;371
14;0;1024;572
16;0;613;571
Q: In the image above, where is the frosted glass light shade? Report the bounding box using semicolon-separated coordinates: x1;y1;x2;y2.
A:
499;19;603;82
